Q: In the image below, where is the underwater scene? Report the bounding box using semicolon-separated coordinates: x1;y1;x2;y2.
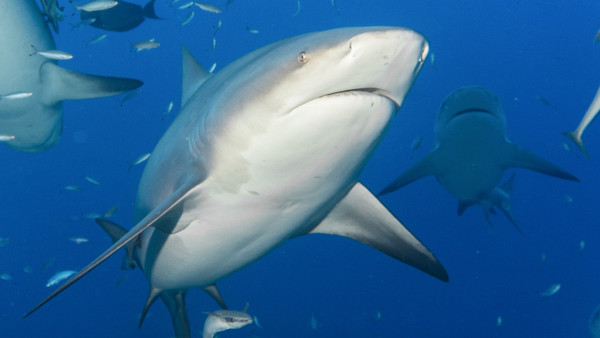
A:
1;0;599;337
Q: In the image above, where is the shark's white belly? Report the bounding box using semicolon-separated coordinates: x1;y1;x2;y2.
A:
139;92;396;290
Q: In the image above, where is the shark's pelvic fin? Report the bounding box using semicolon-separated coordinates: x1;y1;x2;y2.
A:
139;287;162;328
379;149;442;196
95;218;136;269
202;284;228;310
160;290;190;338
40;62;143;105
181;45;211;107
24;178;204;319
504;144;579;182
309;183;449;282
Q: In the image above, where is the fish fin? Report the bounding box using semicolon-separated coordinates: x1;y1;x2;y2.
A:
94;218;137;269
39;62;143;104
139;287;162;328
23;179;203;318
504;144;579;182
562;131;590;158
308;183;449;282
378;149;442;196
202;284;228;309
181;45;211;107
160;290;191;338
457;200;473;216
242;302;249;313
143;0;162;19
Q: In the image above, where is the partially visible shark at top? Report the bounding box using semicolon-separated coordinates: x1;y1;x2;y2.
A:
380;86;579;217
25;26;448;338
0;0;143;153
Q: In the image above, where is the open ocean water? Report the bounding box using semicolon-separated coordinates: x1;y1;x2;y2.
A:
2;0;600;337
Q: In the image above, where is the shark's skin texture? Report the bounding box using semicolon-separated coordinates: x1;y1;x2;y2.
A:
380;86;578;215
0;0;143;152
26;27;448;337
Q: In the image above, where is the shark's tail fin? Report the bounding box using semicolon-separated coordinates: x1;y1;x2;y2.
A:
143;0;161;19
562;130;590;158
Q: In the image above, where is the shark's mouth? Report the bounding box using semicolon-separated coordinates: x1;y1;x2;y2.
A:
451;108;495;120
319;87;400;110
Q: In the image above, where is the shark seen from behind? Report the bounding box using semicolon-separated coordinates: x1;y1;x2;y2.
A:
380;86;578;217
25;27;448;337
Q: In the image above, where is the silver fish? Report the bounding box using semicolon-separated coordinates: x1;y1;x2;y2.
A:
30;45;73;60
194;2;222;13
132;39;160;52
46;270;77;287
0;92;33;100
76;1;119;12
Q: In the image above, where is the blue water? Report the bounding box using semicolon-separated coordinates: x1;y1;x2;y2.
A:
3;0;600;337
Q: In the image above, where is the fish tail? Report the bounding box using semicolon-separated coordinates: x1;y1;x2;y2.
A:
562;130;590;158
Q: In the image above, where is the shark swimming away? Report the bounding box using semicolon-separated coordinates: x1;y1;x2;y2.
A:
0;0;143;153
25;26;448;337
380;86;579;216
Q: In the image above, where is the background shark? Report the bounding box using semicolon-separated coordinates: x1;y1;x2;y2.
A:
380;86;578;216
25;27;448;337
0;0;143;153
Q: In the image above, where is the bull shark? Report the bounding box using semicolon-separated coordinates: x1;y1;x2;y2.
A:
25;27;448;337
380;86;579;215
0;0;143;153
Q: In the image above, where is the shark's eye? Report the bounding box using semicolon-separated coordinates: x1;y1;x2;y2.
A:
297;51;308;64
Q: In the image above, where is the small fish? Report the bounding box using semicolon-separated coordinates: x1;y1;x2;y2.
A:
162;101;174;116
84;176;100;185
181;10;195;26
61;185;82;192
120;88;142;106
0;92;33;100
535;95;557;110
540;283;561;297
71;18;97;30
0;135;15;142
246;26;259;34
0;273;13;281
132;39;160;52
430;53;436;69
177;1;194;9
496;315;502;327
0;237;9;247
410;136;423;151
372;311;382;322
23;266;33;273
203;305;253;338
46;270;77;287
208;63;217;73
292;0;301;17
29;45;73;60
76;1;119;12
69;237;89;244
253;315;262;328
563;195;573;203
595;29;600;43
86;33;108;46
129;152;151;169
309;313;319;330
104;205;119;218
40;257;56;271
83;212;102;219
580;240;586;251
211;36;216;51
194;2;223;13
562;142;571;152
540;253;547;262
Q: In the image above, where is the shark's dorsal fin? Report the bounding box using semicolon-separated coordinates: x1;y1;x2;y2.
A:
202;284;228;310
39;62;143;105
379;149;443;196
139;287;162;328
94;218;137;269
181;45;211;107
503;144;579;182
308;183;449;282
23;178;204;318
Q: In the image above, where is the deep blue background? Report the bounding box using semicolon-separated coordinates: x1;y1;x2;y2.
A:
2;0;599;337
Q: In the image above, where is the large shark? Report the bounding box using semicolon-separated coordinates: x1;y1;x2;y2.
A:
380;86;579;214
0;0;143;153
25;27;448;337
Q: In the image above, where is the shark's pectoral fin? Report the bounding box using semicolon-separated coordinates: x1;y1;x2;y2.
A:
202;284;228;310
378;149;442;196
160;290;191;338
23;179;204;318
94;218;137;269
181;45;211;107
504;143;579;182
309;183;449;282
40;62;143;105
